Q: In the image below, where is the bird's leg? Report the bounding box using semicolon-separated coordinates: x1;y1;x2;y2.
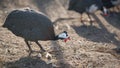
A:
87;13;94;26
24;40;33;56
80;14;85;25
117;6;120;11
35;41;52;60
35;41;46;52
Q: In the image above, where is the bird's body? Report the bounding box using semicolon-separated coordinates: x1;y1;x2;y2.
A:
101;0;120;15
3;9;70;57
3;9;55;41
111;0;120;5
102;0;114;8
68;0;120;25
68;0;103;25
68;0;103;13
102;0;120;8
68;0;120;14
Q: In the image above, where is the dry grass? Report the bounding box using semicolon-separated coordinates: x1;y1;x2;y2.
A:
0;0;120;68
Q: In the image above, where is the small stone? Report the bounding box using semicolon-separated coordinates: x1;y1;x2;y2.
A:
38;53;42;58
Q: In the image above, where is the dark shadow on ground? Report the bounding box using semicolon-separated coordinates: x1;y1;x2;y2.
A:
71;13;120;53
51;41;73;68
71;25;117;43
5;56;53;68
100;12;120;29
100;11;120;53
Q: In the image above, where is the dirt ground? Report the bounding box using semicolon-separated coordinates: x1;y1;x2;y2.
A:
0;0;120;68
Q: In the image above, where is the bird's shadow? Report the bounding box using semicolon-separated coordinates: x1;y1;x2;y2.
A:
50;41;73;68
71;13;120;53
100;12;120;29
71;25;117;43
5;56;53;68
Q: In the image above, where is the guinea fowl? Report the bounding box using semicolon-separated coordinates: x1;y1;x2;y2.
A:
3;9;70;57
68;0;103;25
68;0;120;25
101;0;120;15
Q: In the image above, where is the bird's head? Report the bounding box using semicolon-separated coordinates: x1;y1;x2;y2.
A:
102;7;109;16
56;31;70;42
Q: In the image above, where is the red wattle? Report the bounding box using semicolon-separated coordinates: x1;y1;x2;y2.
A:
103;13;108;16
64;37;70;42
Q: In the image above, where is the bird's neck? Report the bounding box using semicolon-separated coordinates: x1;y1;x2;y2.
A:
54;35;59;40
54;35;64;40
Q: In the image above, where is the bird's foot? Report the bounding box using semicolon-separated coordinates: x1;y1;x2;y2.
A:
45;52;52;59
26;50;34;56
39;51;52;59
45;52;52;64
38;51;52;64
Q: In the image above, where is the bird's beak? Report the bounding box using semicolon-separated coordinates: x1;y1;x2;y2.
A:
64;37;70;42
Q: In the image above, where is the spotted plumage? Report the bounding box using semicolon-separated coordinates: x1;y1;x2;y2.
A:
3;9;70;56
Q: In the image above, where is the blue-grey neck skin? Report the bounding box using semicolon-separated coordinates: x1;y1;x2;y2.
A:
55;35;65;40
54;35;65;40
54;31;68;40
